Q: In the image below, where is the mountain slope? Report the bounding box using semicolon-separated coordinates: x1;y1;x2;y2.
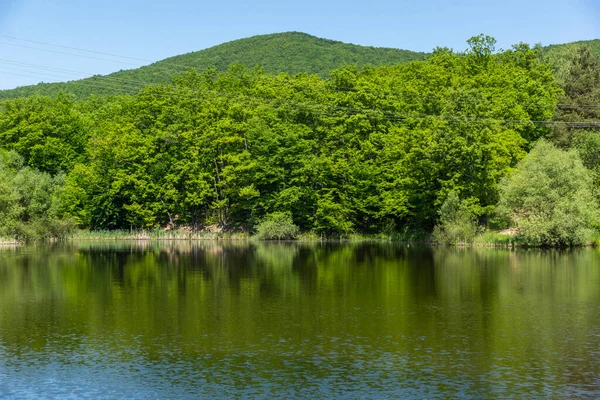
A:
544;39;600;58
543;39;600;85
1;33;599;101
0;32;426;100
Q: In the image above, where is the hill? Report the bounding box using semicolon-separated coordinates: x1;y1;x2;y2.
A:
543;39;600;84
0;32;426;100
1;33;598;101
544;39;600;58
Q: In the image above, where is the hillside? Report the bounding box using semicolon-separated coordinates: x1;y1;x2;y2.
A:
1;33;598;101
544;39;600;58
0;32;426;100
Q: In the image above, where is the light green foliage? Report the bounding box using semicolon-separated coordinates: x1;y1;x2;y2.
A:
374;39;559;226
0;150;73;241
254;212;299;240
573;132;600;201
498;140;599;246
433;191;478;244
0;35;566;241
0;94;89;174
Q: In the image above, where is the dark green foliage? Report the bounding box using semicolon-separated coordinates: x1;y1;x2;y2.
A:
548;45;600;148
544;40;600;85
254;212;299;240
545;44;600;205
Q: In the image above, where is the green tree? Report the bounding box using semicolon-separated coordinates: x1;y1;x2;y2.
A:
433;191;478;244
254;212;299;240
1;35;564;240
0;150;73;241
498;140;599;246
548;45;600;148
0;94;89;175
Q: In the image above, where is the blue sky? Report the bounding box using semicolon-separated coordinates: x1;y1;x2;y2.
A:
0;0;598;90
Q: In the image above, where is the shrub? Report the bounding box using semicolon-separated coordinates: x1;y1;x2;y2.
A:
254;212;300;240
0;150;74;242
498;140;599;246
433;191;478;244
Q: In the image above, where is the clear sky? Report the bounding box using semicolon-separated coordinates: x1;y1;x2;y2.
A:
0;0;598;90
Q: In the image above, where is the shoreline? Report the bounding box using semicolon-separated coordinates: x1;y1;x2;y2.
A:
4;230;597;249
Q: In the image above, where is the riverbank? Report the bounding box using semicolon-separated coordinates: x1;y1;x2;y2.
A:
68;229;518;247
67;229;433;243
69;229;249;241
4;228;597;249
0;237;20;245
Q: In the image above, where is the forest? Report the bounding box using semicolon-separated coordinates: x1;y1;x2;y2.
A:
0;32;427;100
1;31;597;101
1;34;599;246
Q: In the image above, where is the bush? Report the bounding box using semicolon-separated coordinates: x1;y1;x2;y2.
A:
254;212;300;240
433;191;478;244
498;140;599;246
0;150;74;242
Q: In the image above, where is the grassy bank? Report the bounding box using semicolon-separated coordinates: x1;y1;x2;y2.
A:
4;228;596;249
69;229;250;241
0;227;516;246
0;237;19;245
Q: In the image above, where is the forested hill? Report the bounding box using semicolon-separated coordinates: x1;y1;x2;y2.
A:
0;32;427;100
544;39;600;84
545;39;600;58
1;33;598;101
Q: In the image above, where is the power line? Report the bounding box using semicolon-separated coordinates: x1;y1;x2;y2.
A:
0;37;196;74
0;41;142;67
0;53;598;129
0;59;161;89
0;34;216;74
0;65;74;81
3;54;600;114
1;34;600;113
0;34;153;63
0;71;141;95
0;68;145;95
0;39;201;86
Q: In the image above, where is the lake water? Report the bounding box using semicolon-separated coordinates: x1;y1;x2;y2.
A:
0;242;598;399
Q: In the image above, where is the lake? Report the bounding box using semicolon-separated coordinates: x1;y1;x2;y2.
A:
0;242;598;399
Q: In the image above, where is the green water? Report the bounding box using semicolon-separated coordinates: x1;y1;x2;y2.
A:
0;242;598;399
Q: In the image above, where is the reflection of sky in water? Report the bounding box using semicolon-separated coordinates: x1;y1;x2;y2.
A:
0;244;598;398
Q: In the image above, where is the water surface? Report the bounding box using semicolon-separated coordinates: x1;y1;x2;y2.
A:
0;242;598;398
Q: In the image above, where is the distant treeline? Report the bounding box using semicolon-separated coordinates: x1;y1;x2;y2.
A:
1;35;599;245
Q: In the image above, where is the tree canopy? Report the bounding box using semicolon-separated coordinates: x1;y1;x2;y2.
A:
498;140;599;246
2;34;599;245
